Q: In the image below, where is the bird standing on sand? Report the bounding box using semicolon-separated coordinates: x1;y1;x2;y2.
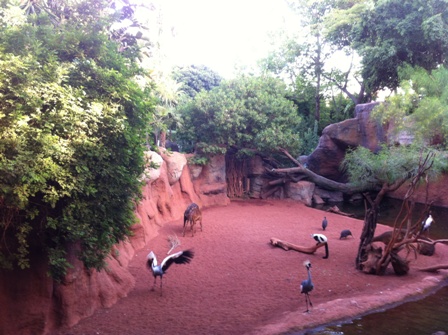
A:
300;260;314;313
311;234;329;259
322;217;328;231
340;229;353;239
147;249;194;295
312;233;327;244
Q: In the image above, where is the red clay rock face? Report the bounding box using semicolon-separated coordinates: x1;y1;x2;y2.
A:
0;151;230;335
389;173;448;208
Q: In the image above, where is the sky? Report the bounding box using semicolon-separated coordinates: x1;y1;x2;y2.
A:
158;0;298;78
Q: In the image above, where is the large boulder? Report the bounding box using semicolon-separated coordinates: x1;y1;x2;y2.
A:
142;150;163;182
191;155;230;207
285;181;315;206
306;102;385;181
160;149;187;185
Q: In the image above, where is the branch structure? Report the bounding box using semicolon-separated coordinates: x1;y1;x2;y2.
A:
270;238;327;255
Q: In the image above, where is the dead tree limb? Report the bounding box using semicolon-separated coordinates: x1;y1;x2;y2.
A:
327;205;355;217
273;148;376;194
418;264;448;272
270;238;326;254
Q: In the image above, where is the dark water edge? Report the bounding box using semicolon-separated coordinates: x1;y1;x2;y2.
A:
299;197;448;335
299;282;448;335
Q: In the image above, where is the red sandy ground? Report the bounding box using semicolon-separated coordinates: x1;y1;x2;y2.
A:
58;199;448;335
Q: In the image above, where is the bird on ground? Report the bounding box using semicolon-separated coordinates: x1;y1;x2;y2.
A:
300;260;314;313
340;229;353;239
322;217;328;231
312;233;327;244
147;249;194;295
421;213;434;234
311;233;329;259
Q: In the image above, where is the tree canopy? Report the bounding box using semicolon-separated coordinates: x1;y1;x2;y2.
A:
0;0;154;279
173;64;223;99
176;75;302;155
374;65;448;146
325;0;448;93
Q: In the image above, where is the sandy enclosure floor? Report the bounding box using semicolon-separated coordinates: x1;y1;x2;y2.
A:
58;199;448;335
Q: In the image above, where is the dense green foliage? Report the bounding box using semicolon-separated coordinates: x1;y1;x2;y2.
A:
343;144;446;190
0;0;154;279
176;75;302;155
173;64;222;99
374;65;448;147
326;0;448;93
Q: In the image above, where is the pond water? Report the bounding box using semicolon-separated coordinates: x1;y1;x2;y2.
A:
304;197;448;335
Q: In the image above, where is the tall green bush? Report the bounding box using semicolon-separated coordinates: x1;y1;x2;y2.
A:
177;75;302;155
0;0;154;279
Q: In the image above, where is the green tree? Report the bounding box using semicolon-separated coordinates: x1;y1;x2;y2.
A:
342;144;445;272
374;65;448;146
0;0;154;279
177;75;302;155
326;0;448;93
273;141;444;275
173;64;223;99
152;75;184;147
259;0;359;154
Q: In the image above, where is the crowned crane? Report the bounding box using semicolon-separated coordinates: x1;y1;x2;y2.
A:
312;233;329;259
421;213;434;234
322;217;328;231
147;249;194;295
340;229;353;239
300;260;314;313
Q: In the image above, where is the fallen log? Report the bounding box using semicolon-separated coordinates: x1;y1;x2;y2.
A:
327;205;355;217
270;238;326;254
417;264;448;273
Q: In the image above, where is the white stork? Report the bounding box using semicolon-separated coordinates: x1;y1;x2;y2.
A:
147;249;194;295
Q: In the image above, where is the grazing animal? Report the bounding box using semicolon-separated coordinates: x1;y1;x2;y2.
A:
322;217;328;231
312;234;329;259
421;213;433;234
147;249;194;295
183;203;202;237
300;260;314;313
340;229;353;239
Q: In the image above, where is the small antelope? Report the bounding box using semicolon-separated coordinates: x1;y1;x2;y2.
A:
183;203;202;237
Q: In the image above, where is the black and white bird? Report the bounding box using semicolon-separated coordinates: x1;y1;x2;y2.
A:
340;229;353;239
421;213;434;234
312;233;327;244
147;249;194;295
322;217;328;231
300;260;314;313
312;233;329;259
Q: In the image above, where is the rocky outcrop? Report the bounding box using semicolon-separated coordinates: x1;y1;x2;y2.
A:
306;102;384;182
285;181;315;206
246;101;448;206
0;150;229;335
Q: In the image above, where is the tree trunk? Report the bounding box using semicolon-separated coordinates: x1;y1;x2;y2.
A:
225;151;248;198
356;188;388;270
356;205;378;270
159;131;166;148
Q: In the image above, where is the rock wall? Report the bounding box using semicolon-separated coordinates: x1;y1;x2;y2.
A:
388;173;448;208
0;150;229;335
